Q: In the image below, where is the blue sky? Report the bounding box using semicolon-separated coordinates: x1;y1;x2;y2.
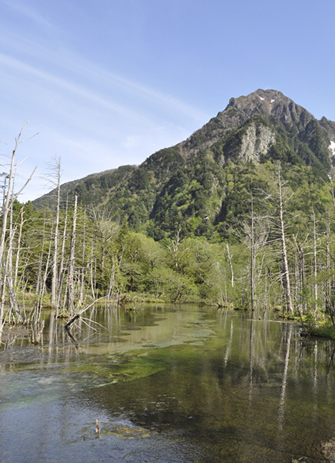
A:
1;0;335;201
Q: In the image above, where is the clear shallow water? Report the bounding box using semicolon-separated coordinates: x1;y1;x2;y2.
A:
0;304;335;462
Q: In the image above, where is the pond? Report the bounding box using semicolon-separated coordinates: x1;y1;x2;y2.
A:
0;303;335;462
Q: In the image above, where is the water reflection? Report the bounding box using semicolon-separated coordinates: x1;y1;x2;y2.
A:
277;324;292;432
0;305;335;462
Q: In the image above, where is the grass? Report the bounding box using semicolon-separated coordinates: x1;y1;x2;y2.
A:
295;311;335;340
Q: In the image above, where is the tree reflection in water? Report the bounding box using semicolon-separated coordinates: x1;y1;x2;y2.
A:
0;305;335;462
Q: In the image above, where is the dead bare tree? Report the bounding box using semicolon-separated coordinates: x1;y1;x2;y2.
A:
226;243;234;288
231;193;269;310
66;195;78;315
56;197;68;315
270;162;294;313
312;210;319;315
49;156;62;309
14;206;25;288
0;122;37;341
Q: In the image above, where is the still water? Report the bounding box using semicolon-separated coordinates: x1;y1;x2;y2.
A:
0;304;335;462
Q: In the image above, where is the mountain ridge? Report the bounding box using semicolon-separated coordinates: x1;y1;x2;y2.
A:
33;89;335;239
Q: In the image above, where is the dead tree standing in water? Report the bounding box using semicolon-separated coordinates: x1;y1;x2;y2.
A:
67;195;77;315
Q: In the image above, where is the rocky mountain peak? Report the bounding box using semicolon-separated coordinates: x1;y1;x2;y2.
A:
226;89;314;127
178;89;321;161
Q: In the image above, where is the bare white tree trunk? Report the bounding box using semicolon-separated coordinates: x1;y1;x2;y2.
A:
67;195;77;314
226;243;234;288
233;193;268;310
78;210;86;307
57;198;68;314
14;206;24;288
277;164;293;313
312;210;318;314
36;218;46;296
250;199;255;310
6;194;22;323
167;228;182;270
0;140;18;269
278;324;292;430
325;219;334;326
90;240;96;299
0;122;36;268
35;240;52;321
0;123;36;336
51;157;61;308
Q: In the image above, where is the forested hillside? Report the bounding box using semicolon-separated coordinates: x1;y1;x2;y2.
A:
33;89;334;241
2;89;335;339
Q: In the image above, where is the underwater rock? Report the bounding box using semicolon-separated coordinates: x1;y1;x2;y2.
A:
80;421;152;441
321;437;335;462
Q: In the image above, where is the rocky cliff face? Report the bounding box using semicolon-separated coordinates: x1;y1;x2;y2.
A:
178;89;333;162
238;121;276;163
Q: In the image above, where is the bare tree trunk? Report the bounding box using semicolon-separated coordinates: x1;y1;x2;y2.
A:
6;276;23;323
325;219;335;327
299;243;306;313
78;210;86;307
108;257;117;300
0;123;36;338
312;210;318;315
291;238;308;332
67;195;78;315
6;198;22;323
226;243;234;288
51;157;61;308
90;241;96;299
232;191;268;310
250;199;255;310
263;262;269;309
14;206;24;288
0;139;19;269
0;182;7;331
57;198;68;314
167;228;182;271
294;248;299;307
278;324;292;429
0;122;36;268
36;219;46;296
36;240;52;316
277;163;293;313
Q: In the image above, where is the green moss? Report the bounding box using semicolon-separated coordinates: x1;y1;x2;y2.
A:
65;352;167;385
293;313;335;339
307;325;335;340
78;422;152;441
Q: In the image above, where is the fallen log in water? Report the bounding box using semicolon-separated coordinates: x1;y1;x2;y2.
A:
64;296;107;332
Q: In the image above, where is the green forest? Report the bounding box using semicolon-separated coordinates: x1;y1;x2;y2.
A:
3;91;335;341
2;155;335;340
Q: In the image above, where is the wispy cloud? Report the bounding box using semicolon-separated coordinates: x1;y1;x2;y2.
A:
2;0;52;29
0;9;211;201
79;60;208;123
0;52;154;123
0;27;209;125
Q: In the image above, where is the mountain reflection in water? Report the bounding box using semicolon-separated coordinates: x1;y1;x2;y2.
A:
0;303;334;462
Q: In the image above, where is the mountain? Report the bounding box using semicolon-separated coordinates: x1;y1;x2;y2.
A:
33;165;136;209
179;89;332;169
33;89;335;239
